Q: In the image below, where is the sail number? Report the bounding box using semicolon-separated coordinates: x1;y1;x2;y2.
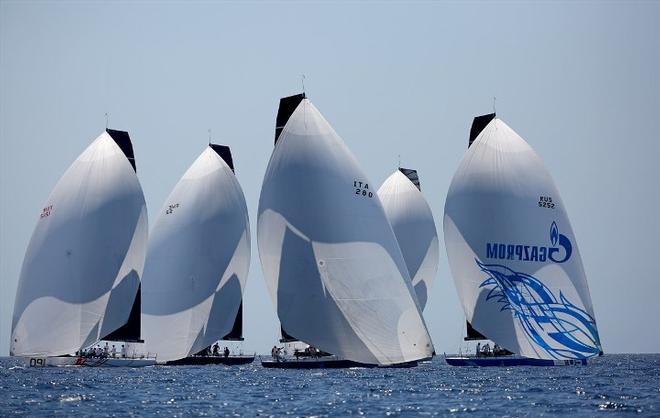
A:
538;196;555;209
40;205;52;219
29;358;46;367
165;203;180;215
354;180;373;198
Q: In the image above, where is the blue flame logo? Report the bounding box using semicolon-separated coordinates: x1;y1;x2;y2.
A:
550;222;559;247
548;222;572;263
477;259;601;359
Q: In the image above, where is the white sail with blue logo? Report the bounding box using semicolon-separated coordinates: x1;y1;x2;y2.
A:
258;95;434;365
141;144;250;363
11;130;148;357
443;116;602;361
377;168;439;311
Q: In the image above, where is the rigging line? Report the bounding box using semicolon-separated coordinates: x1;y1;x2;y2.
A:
302;74;307;130
208;129;212;145
493;96;497;114
105;113;109;130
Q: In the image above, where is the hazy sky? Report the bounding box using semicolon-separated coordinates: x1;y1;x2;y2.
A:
1;1;658;356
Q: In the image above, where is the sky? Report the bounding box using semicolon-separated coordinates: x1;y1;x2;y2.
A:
1;1;658;356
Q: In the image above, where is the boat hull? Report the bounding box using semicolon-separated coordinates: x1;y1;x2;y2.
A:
25;356;156;368
445;356;587;367
164;355;255;366
261;357;418;369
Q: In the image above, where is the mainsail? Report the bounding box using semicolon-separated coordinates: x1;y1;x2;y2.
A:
258;95;434;365
141;144;250;362
11;130;148;357
443;115;602;360
377;168;439;311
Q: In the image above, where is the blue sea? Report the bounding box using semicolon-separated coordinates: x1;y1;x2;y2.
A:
1;354;658;417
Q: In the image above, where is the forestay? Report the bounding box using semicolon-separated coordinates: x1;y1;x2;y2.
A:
258;98;433;365
378;169;439;311
141;145;250;362
443;117;602;360
11;130;148;356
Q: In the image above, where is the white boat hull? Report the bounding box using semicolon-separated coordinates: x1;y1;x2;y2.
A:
24;356;156;368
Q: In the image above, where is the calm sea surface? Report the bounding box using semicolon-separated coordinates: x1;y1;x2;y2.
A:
1;354;658;417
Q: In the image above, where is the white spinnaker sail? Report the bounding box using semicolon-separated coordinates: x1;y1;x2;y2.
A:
378;170;439;311
141;146;250;362
443;118;602;360
258;99;433;365
11;131;148;357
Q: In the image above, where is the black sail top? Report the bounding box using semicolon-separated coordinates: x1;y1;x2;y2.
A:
398;167;421;191
106;129;136;172
209;143;235;173
275;93;306;145
468;113;496;148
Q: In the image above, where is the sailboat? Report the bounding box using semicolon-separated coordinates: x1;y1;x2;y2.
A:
11;129;155;367
141;144;253;366
258;93;434;368
443;113;603;366
377;168;439;312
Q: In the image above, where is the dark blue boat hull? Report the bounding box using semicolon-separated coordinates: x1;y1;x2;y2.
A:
445;356;587;367
165;355;255;366
261;358;418;369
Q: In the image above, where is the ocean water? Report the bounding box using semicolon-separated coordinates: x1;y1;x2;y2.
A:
0;354;658;417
